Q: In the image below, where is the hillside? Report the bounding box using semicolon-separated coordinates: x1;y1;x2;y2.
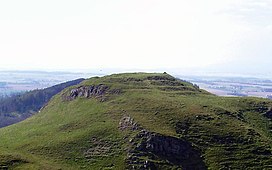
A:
0;78;84;128
0;73;271;169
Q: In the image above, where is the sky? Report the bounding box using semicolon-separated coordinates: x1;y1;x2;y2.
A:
0;0;272;76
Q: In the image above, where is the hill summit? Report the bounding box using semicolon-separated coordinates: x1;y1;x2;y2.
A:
0;73;272;169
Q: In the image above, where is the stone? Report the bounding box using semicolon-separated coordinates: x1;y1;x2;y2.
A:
119;116;140;131
264;108;272;119
63;84;109;101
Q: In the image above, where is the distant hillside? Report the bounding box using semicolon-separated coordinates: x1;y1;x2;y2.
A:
0;73;271;169
0;78;84;127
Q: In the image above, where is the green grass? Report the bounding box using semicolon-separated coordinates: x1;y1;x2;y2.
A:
0;72;271;169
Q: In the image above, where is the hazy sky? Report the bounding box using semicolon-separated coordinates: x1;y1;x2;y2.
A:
0;0;271;75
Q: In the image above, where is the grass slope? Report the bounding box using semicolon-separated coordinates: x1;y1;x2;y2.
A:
0;78;84;128
0;73;271;169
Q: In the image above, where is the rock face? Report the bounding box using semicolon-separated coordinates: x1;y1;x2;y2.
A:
137;131;194;161
122;116;206;169
264;108;272;119
64;84;109;101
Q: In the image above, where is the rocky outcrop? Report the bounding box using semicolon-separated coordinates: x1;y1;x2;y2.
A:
264;107;272;119
63;84;109;101
121;116;206;169
136;130;194;159
119;116;140;131
127;130;206;169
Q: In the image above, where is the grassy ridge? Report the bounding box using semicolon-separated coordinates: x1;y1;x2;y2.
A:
0;73;271;169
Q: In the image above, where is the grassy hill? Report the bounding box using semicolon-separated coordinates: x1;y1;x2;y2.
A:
0;73;271;169
0;78;84;128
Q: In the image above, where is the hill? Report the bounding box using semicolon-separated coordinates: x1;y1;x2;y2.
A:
0;73;271;169
0;78;84;128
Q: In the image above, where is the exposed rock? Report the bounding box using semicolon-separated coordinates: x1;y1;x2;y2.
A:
109;88;122;95
135;130;201;163
63;84;109;101
264;107;272;119
119;116;206;169
126;130;206;169
119;116;140;131
118;115;206;169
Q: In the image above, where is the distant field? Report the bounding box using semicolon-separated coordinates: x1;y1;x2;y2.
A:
0;71;97;97
178;75;272;99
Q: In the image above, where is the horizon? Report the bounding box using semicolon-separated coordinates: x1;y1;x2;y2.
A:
0;1;272;75
0;69;272;80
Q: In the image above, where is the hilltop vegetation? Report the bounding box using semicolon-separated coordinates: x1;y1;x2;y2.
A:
0;73;271;169
0;78;84;128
